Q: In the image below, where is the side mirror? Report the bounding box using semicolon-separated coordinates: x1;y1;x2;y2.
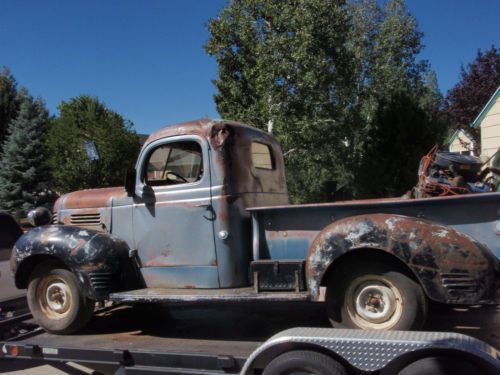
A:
125;168;136;197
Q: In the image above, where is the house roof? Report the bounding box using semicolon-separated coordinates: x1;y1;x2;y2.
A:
446;128;473;146
471;86;500;129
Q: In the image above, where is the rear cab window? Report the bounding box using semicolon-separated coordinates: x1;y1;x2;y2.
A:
251;142;274;170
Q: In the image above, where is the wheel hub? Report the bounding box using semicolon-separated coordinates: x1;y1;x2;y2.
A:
45;281;71;314
354;282;398;324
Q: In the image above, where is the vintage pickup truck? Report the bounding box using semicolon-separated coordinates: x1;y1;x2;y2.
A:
10;119;499;334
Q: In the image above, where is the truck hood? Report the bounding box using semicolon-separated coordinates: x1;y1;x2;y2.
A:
56;187;127;210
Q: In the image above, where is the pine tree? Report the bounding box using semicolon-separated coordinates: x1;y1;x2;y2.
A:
0;67;21;154
0;94;50;213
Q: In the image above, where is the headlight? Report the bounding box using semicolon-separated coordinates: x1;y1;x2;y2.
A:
27;207;52;227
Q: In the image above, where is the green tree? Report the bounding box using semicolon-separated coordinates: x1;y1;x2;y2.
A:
206;0;445;201
0;67;21;154
46;95;140;192
445;46;500;153
0;93;50;213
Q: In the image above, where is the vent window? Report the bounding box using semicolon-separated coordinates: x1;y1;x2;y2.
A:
251;142;274;170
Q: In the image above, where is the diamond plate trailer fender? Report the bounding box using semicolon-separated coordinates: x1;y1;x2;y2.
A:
10;225;140;300
305;214;498;304
242;328;499;374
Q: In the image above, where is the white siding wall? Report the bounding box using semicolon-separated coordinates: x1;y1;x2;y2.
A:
449;131;474;153
480;96;500;157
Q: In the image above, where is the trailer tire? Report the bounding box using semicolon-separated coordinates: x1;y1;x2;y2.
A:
328;262;427;330
262;350;347;375
27;263;94;334
398;356;483;375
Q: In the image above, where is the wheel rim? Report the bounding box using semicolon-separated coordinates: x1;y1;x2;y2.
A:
37;275;73;319
346;277;403;330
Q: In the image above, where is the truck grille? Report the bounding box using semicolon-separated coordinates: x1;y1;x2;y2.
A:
70;213;101;225
52;211;59;224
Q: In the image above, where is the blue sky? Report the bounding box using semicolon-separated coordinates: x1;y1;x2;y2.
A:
0;0;498;135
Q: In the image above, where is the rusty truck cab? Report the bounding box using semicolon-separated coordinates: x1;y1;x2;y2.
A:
113;119;289;289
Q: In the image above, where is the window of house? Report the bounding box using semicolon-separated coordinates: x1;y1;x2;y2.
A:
145;141;203;186
251;142;274;170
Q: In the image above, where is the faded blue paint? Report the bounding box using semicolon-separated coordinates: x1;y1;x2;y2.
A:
264;233;315;259
251;192;500;262
141;266;219;289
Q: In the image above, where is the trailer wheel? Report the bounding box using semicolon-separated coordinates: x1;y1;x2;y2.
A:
328;262;427;330
27;263;95;334
262;350;347;375
398;356;482;375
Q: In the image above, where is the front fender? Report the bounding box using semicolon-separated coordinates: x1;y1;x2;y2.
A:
11;225;134;300
306;214;498;304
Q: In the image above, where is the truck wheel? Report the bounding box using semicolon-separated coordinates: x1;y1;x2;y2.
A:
27;264;95;334
262;350;347;375
328;263;427;330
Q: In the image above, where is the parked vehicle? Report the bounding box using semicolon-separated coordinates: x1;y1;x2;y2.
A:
10;119;500;334
0;212;22;255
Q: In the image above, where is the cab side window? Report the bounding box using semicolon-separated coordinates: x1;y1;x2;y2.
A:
145;141;203;186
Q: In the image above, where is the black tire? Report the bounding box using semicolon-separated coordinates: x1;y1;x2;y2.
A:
27;263;95;334
327;262;427;330
398;356;483;375
263;350;347;375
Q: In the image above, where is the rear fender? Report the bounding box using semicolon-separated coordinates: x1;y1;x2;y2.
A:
306;214;498;304
11;225;139;300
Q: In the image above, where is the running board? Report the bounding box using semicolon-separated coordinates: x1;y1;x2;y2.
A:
109;287;311;303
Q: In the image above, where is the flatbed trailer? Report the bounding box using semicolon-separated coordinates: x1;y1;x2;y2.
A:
0;299;498;375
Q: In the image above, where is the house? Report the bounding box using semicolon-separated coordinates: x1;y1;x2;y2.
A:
448;129;476;155
472;86;500;158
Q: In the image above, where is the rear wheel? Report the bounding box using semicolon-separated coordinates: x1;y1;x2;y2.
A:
263;350;347;375
327;262;427;330
27;264;95;334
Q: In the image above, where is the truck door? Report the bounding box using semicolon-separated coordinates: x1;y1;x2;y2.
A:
132;135;219;288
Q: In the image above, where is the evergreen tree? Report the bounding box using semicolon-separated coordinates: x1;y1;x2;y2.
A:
45;95;140;192
0;67;21;154
206;0;445;201
445;46;500;153
0;93;50;213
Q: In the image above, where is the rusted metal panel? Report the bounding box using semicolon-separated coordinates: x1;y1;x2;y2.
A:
59;187;127;209
109;287;309;303
304;214;498;304
141;266;219;289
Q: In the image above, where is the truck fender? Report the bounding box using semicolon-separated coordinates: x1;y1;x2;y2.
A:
305;213;497;304
11;225;139;300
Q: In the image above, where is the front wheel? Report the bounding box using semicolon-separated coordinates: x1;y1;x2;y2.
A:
27;264;95;334
327;263;427;330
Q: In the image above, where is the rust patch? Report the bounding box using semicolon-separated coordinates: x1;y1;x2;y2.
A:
59;187;126;209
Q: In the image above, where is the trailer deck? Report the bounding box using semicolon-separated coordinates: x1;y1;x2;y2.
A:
1;298;498;374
